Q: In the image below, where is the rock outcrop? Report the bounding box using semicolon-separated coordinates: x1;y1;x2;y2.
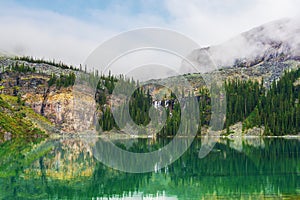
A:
0;62;96;134
24;84;96;133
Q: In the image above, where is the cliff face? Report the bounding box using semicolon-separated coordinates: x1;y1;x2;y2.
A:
24;84;96;133
0;60;96;134
24;87;74;132
0;71;48;95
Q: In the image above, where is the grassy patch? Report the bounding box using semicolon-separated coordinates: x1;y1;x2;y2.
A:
0;94;48;139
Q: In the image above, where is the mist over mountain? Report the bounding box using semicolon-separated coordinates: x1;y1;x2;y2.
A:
0;48;16;57
181;18;300;74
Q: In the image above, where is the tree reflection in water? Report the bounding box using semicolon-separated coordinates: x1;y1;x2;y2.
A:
0;137;299;199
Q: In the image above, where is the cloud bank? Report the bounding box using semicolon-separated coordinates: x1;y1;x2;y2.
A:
0;0;299;67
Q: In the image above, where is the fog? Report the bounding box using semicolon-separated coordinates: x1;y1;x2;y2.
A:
183;18;300;74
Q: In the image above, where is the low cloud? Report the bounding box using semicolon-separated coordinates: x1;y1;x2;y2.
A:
0;0;299;68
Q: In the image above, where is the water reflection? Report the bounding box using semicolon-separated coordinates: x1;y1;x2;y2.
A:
0;137;299;199
221;136;265;152
25;138;96;180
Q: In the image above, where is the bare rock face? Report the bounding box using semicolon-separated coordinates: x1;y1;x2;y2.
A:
25;87;73;131
72;84;97;133
0;71;48;95
25;86;96;133
0;70;96;134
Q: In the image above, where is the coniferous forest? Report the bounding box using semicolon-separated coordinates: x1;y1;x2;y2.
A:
94;67;300;136
2;57;299;136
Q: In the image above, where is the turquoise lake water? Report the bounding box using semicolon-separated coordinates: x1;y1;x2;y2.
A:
0;137;299;199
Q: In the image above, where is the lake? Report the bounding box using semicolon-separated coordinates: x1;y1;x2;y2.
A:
0;137;299;199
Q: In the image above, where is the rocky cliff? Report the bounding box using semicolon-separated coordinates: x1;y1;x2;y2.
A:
1;18;300;136
0;58;96;134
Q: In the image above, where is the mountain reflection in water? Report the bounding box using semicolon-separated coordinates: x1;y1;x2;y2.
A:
0;136;299;199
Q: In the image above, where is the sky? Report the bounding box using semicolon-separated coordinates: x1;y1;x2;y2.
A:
0;0;299;66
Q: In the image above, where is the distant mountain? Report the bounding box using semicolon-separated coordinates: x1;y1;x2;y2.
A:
1;18;300;137
0;48;16;57
181;18;300;74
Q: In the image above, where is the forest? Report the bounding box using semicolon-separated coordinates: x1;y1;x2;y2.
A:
96;67;300;136
14;56;79;71
1;59;299;136
47;72;76;88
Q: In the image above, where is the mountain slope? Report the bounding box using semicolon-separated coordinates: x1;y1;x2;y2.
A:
181;18;300;74
0;94;49;142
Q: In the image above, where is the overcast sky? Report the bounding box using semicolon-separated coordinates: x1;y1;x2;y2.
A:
0;0;299;66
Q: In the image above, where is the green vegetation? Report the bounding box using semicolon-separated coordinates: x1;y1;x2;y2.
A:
96;67;300;136
48;72;76;88
96;71;118;95
129;87;152;126
158;96;181;136
7;61;36;73
225;79;264;128
96;75;208;136
225;68;300;135
14;56;79;71
258;69;300;135
0;94;47;140
96;73;148;131
1;55;299;136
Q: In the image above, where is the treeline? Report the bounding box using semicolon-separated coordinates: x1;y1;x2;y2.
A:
129;87;152;126
255;69;300;135
224;79;264;129
95;67;300;136
96;71;118;95
96;73;149;131
159;92;181;136
48;72;76;88
159;89;210;136
225;68;300;135
93;70;169;133
96;76;210;136
14;56;79;71
6;62;36;73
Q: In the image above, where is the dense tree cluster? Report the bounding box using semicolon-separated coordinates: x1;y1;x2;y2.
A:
96;74;152;132
9;62;36;73
14;56;79;71
129;87;152;126
48;72;76;88
224;79;264;130
158;92;181;136
198;87;212;127
95;67;300;136
97;82;209;136
98;106;116;131
95;71;118;106
258;69;300;135
225;68;300;135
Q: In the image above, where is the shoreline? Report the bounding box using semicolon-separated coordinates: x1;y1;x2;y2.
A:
49;132;300;139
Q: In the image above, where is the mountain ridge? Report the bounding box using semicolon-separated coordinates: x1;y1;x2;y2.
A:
181;18;300;74
0;18;299;138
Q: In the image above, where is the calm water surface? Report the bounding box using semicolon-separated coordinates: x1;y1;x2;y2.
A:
0;137;299;199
